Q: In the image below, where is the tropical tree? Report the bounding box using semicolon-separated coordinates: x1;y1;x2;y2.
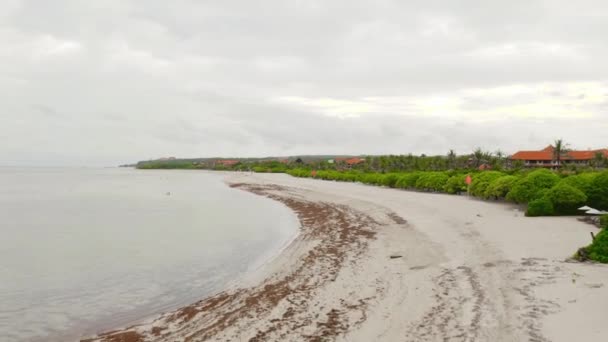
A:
492;149;505;169
471;148;493;168
447;150;457;169
553;139;569;167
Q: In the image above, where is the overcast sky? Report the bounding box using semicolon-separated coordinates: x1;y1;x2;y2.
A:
2;0;608;166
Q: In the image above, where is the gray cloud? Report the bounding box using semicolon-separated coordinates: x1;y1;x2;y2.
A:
1;0;608;166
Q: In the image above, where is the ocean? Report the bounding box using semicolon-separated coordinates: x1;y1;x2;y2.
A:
0;167;298;341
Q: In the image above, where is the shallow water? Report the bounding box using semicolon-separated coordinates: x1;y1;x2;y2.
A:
0;167;298;342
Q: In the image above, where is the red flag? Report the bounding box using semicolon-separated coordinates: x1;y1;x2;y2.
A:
465;175;472;185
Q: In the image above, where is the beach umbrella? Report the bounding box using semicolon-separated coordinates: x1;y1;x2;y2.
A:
586;209;603;215
578;205;593;211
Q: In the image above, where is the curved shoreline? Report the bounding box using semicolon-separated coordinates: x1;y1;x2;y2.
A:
82;181;395;341
83;173;608;342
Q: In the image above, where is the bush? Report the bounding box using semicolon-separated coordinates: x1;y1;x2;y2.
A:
484;175;519;199
469;171;505;198
507;169;560;203
360;173;383;185
415;172;450;192
526;197;555;216
444;174;467;194
600;215;608;229
546;184;587;215
558;174;595;195
588;171;608;210
578;228;608;263
381;174;400;188
395;173;422;189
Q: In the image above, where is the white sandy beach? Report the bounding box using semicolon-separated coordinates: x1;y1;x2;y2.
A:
85;173;608;342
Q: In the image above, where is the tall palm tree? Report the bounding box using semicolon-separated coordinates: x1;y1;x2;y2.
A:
553;139;569;167
447;149;456;169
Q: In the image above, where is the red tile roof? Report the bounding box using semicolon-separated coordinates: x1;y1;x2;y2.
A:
510;150;554;161
345;158;365;165
566;150;608;160
511;147;608;161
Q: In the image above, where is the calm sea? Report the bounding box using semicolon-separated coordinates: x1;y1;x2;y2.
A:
0;167;298;342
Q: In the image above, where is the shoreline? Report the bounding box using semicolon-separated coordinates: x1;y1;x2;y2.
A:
82;173;608;342
82;180;392;341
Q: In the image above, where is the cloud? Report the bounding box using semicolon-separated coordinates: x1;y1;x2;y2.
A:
1;0;608;166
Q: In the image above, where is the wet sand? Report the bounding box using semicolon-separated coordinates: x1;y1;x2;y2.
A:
82;173;608;342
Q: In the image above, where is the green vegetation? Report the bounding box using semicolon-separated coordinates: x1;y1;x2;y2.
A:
469;171;504;198
137;160;199;169
576;214;608;264
484;175;518;199
577;228;608;263
588;171;608;210
526;197;555;217
415;172;450;192
545;184;587;215
137;147;608;218
395;173;422;189
444;174;467;194
601;214;608;229
557;173;595;194
506;169;560;203
287;167;607;218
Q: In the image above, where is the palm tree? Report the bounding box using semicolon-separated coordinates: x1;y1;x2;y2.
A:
447;149;456;169
553;139;569;167
472;148;487;168
494;150;506;168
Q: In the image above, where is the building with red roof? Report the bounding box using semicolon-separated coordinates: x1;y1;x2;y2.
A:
510;145;608;168
344;157;365;166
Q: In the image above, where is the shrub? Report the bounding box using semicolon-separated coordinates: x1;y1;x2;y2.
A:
415;172;450;192
558;174;595;196
546;184;587;215
600;215;608;229
381;174;400;188
507;169;560;203
395;173;422;189
484;175;518;199
469;171;505;198
578;228;608;263
526;197;555;217
444;174;467;194
588;171;608;210
360;173;383;185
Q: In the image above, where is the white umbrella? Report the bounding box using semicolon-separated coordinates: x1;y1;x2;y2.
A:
578;205;593;211
586;209;603;215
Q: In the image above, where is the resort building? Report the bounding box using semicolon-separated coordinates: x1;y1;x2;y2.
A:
510;145;608;168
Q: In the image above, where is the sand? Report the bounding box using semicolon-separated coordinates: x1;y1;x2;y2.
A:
83;173;608;342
